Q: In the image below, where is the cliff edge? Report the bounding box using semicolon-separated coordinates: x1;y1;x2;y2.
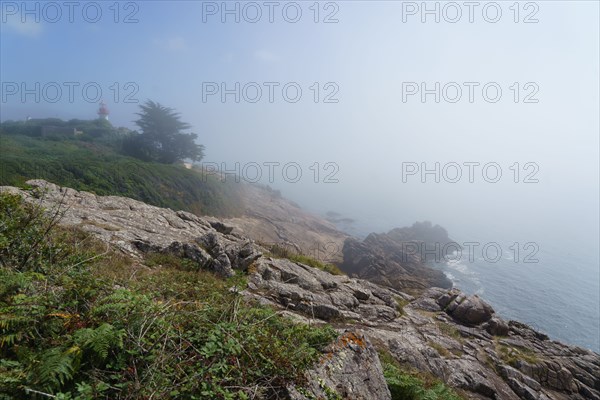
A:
2;180;598;400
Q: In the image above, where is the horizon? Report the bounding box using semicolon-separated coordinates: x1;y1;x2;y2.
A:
2;2;598;247
2;0;599;334
2;2;600;396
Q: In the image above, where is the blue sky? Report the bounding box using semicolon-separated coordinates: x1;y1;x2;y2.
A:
1;1;352;124
1;1;599;248
2;0;599;352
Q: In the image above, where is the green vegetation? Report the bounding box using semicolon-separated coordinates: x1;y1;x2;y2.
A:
497;343;540;367
436;321;462;341
143;252;199;270
1;102;243;217
428;341;451;358
318;378;343;400
0;192;338;399
0;118;117;139
124;100;204;164
267;244;344;276
394;297;410;316
0;132;243;217
378;349;463;400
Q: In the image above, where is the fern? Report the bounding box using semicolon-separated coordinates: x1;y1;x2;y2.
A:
91;289;140;318
0;313;36;348
0;359;26;395
0;270;41;298
0;314;31;331
73;323;124;360
31;347;79;390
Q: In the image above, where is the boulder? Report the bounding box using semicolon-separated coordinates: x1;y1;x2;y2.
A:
437;288;461;309
447;294;495;325
3;181;600;400
485;316;510;336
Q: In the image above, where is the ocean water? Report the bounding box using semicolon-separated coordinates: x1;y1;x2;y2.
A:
437;238;600;353
334;219;600;353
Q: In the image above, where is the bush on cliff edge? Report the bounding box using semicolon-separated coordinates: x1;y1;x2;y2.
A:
0;192;337;399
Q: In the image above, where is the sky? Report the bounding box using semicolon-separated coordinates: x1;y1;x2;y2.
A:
1;1;599;254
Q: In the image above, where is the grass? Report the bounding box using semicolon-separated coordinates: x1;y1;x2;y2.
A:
496;343;540;367
82;219;121;232
378;348;464;400
416;309;439;319
428;341;451;358
267;244;345;276
395;297;410;316
0;133;245;217
0;192;339;399
144;252;199;270
436;321;463;341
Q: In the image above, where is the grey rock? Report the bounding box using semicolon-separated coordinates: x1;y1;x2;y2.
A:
352;288;371;301
339;226;453;291
485;316;510;336
500;365;542;391
165;241;212;268
579;384;600;400
412;296;442;312
211;252;234;277
246;258;399;324
437;288;461;309
288;330;391;400
208;220;234;234
4;180;599;400
507;377;540;400
448;294;495;325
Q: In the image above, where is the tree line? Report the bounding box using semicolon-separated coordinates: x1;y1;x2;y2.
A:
123;100;204;164
0;100;205;165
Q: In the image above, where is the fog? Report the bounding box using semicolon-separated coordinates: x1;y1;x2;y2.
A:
1;1;598;253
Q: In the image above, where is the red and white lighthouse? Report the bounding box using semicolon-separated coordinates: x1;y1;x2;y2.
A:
97;101;110;120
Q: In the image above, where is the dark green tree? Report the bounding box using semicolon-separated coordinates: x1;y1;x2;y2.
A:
126;100;204;164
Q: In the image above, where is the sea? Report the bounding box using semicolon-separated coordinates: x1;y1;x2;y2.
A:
439;238;600;353
335;220;600;353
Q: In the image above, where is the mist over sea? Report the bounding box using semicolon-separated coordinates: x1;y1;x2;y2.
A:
332;217;600;353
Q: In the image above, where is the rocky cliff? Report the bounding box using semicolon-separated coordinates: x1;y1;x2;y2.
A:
2;180;598;400
341;222;455;291
222;183;349;264
224;184;452;291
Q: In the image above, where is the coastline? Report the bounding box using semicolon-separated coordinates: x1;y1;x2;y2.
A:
330;217;600;354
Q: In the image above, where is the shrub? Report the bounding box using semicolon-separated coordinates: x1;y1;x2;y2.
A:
395;297;410;316
378;349;463;400
268;244;344;276
436;321;462;341
0;192;338;399
497;344;540;367
0;134;244;217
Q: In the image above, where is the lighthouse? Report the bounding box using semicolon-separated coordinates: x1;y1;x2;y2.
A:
97;101;110;120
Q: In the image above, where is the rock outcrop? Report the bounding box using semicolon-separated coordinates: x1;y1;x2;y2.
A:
3;180;599;400
341;222;454;291
223;183;349;264
244;256;409;325
439;289;495;325
288;330;392;400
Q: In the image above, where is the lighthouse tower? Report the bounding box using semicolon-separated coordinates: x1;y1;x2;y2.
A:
97;101;110;120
